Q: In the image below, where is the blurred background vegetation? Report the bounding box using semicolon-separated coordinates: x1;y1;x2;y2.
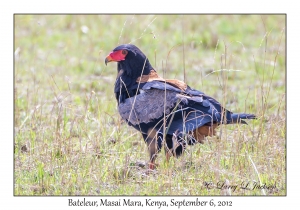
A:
14;15;285;195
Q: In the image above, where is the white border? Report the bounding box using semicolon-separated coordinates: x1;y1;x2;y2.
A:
3;0;297;209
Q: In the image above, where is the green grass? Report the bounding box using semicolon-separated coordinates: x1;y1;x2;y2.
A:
14;14;286;195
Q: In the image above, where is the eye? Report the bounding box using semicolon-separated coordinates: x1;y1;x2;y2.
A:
122;50;128;55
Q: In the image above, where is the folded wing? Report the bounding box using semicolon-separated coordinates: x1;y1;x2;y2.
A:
119;81;255;140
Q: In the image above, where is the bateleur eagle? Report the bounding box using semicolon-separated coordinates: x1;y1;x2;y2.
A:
105;44;256;170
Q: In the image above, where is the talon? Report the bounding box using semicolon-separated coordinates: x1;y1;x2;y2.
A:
148;162;158;170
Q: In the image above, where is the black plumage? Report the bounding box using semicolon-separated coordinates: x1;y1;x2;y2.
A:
105;44;256;169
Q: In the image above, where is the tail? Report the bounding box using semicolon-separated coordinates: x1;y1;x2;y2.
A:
231;113;256;124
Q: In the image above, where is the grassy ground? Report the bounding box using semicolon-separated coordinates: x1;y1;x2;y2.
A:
14;14;286;195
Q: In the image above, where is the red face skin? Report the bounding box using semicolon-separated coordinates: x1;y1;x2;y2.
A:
109;50;126;61
105;50;128;64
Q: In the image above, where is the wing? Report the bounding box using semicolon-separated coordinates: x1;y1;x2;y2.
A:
118;80;255;136
118;88;179;125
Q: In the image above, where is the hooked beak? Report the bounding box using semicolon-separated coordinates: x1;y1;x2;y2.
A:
105;55;113;66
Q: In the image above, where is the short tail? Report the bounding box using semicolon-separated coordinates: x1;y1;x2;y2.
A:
231;113;256;124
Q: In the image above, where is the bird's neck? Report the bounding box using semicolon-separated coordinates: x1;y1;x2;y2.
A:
114;61;154;103
118;60;153;78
